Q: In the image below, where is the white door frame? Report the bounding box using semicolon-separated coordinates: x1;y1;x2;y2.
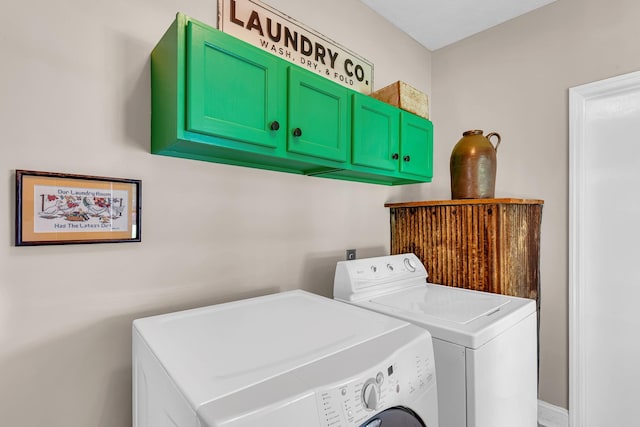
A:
569;70;640;427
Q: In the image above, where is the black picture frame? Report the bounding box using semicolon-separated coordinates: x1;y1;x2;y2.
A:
15;170;142;246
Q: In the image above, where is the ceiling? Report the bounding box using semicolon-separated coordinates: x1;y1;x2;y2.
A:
359;0;557;51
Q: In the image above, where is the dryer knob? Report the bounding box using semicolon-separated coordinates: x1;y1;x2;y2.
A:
361;379;379;410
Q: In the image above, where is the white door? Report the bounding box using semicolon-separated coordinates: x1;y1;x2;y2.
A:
569;70;640;426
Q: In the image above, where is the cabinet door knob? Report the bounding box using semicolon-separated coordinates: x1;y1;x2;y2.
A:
293;128;302;137
403;155;411;162
392;153;399;160
270;121;280;131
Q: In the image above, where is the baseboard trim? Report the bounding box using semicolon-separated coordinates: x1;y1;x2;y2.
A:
538;400;569;427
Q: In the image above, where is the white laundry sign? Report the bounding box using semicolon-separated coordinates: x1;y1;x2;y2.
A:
218;0;374;94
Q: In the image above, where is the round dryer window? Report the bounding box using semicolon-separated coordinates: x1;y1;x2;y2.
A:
360;406;426;427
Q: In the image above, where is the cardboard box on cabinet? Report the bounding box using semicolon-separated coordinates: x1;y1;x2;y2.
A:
371;81;429;119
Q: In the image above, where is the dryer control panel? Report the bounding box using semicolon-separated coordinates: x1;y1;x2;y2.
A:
314;331;436;427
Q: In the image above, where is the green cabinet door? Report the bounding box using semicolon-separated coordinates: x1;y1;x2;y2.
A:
287;67;349;163
352;93;400;171
186;20;286;149
399;112;433;179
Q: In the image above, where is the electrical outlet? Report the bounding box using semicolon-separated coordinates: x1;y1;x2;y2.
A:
346;249;356;260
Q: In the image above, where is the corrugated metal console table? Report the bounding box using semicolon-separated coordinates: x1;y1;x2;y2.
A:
385;198;543;306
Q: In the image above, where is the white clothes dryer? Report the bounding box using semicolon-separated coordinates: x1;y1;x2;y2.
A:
133;290;439;427
334;254;537;427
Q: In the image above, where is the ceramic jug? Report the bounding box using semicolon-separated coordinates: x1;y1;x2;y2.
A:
450;130;501;199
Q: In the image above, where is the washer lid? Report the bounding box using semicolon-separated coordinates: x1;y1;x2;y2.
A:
371;284;510;324
133;290;408;409
363;283;535;348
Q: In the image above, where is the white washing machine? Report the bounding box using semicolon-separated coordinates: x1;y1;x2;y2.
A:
132;289;439;427
334;254;537;427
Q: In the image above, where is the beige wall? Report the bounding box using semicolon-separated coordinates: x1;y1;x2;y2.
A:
0;1;431;426
432;0;640;409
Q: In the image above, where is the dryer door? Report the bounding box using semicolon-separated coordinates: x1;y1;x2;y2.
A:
360;406;426;427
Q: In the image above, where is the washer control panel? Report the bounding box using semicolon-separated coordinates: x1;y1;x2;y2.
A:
315;336;435;427
334;253;428;302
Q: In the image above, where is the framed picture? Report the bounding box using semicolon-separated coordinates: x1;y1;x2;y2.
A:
15;170;141;246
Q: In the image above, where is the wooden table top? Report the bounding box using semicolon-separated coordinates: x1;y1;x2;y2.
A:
384;198;544;208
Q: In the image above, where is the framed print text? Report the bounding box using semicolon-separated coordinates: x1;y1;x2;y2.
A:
15;170;141;246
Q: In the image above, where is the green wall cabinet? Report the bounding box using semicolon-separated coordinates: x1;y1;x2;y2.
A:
287;67;349;163
319;95;434;184
352;93;400;172
186;20;285;150
329;94;433;184
399;111;433;179
151;12;432;185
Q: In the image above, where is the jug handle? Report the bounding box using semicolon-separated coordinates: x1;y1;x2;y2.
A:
487;132;501;152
